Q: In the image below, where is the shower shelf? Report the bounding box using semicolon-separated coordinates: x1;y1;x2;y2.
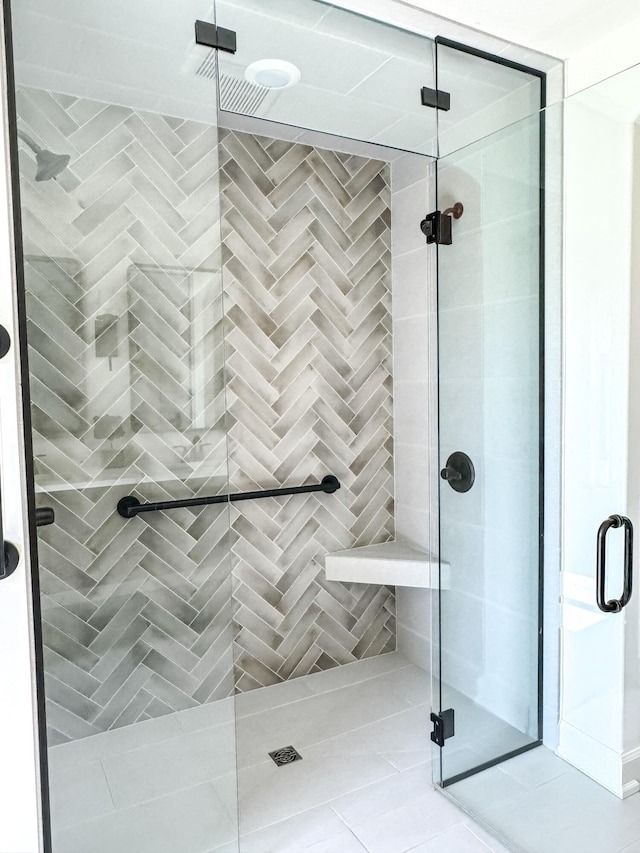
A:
34;472;223;494
324;540;450;589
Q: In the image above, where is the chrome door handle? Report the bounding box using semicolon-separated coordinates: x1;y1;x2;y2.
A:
596;515;633;613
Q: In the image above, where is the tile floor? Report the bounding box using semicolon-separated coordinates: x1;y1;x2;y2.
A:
48;696;239;853
234;654;510;853
48;650;640;853
48;652;509;853
450;748;640;853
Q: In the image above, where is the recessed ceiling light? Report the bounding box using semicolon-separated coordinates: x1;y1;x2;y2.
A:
245;59;301;90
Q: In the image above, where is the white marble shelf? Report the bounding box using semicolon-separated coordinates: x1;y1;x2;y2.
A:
35;471;226;494
324;540;450;588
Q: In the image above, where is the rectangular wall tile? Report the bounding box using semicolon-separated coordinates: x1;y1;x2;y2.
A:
18;90;396;740
18;86;232;743
220;131;395;691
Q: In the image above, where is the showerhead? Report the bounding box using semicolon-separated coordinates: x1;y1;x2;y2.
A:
34;149;71;182
17;129;70;182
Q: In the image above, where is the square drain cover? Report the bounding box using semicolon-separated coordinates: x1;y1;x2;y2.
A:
269;745;302;766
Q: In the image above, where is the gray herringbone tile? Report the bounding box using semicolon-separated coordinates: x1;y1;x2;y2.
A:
19;87;232;744
20;90;395;741
220;131;395;691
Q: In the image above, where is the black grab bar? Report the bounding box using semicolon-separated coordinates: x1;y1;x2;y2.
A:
596;514;633;613
117;475;341;519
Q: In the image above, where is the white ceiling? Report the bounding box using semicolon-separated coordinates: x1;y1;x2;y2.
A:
398;0;640;60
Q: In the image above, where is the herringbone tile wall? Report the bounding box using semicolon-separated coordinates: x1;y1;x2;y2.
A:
220;131;395;691
19;86;233;745
17;87;395;742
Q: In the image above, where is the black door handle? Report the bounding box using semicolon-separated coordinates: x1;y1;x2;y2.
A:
440;466;462;482
596;515;633;613
440;451;475;493
0;322;20;580
0;542;20;580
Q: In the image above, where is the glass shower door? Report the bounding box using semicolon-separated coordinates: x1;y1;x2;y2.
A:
433;41;545;784
7;1;239;850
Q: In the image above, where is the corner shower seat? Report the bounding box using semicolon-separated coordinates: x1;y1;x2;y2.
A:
324;540;450;588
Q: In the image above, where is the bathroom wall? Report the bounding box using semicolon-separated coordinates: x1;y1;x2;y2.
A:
566;17;640;95
19;86;232;744
390;152;435;668
18;88;396;740
559;86;634;795
219;128;396;691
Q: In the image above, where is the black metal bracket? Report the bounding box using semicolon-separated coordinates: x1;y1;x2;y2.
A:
118;475;341;519
35;507;55;527
420;211;452;245
195;20;237;54
421;86;450;111
420;203;464;246
430;709;455;748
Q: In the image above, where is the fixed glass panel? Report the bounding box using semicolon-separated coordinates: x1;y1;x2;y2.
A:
434;44;544;782
8;1;238;851
214;1;438;845
436;39;545;158
435;65;640;853
215;0;438;156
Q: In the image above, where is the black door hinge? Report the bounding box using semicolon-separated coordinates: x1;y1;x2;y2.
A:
421;87;451;111
420;210;452;245
420;202;464;246
195;20;237;54
430;709;455;747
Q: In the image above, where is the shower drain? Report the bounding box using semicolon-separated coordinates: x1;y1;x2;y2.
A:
269;745;302;766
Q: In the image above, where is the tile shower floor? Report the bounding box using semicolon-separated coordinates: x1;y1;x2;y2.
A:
48;652;508;853
49;651;640;853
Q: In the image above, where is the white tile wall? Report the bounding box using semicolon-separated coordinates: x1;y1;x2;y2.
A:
396;588;432;670
390;153;436;672
541;100;563;752
559;74;634;795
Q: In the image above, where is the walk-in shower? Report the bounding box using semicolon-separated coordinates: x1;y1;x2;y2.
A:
0;1;558;851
